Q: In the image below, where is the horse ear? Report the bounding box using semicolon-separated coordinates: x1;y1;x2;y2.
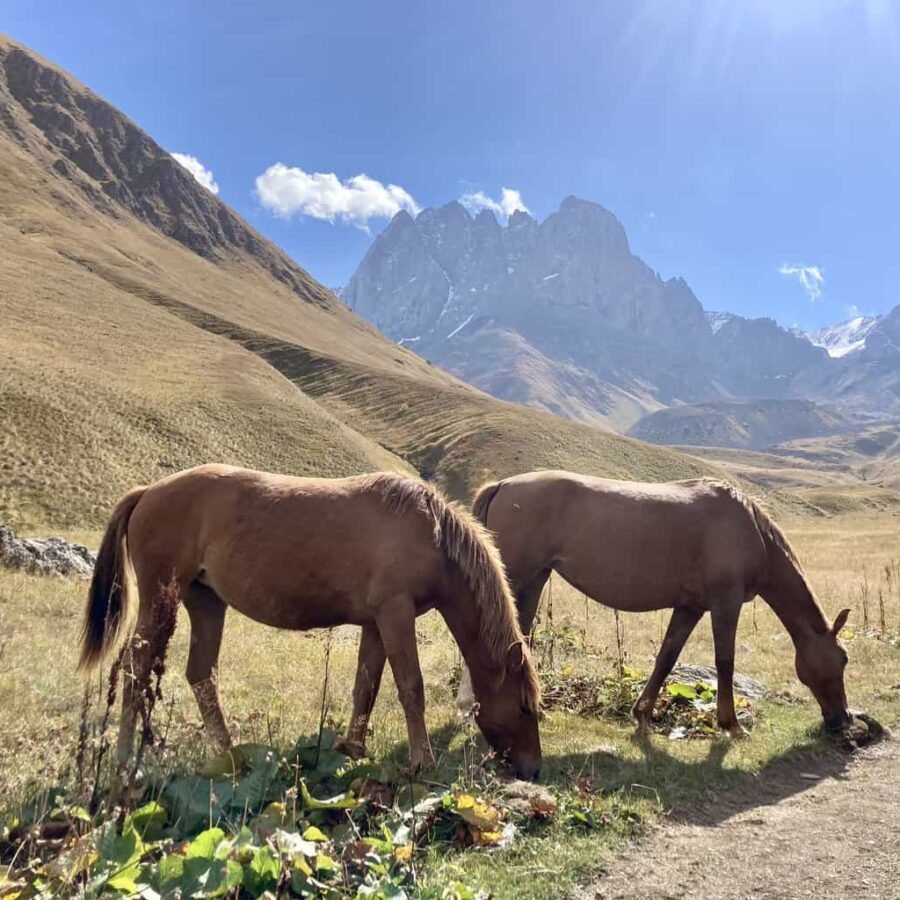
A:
507;641;526;671
832;608;851;635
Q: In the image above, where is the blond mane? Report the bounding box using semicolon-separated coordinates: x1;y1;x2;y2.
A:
364;473;541;712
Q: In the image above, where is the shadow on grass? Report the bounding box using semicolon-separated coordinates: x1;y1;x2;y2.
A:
393;719;861;829
550;728;861;827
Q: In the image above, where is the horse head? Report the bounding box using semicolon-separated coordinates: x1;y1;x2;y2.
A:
794;607;852;732
471;641;542;780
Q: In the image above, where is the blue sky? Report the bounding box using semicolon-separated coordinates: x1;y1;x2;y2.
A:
5;1;899;328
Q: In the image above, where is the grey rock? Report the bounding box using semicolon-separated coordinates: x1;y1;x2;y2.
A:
669;663;766;700
0;524;96;578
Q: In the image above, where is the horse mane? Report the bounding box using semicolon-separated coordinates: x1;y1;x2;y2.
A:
718;481;830;633
364;472;541;712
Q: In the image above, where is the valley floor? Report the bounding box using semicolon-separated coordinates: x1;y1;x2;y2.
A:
579;739;899;900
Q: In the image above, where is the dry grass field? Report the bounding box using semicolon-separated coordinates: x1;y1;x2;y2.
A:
2;509;898;897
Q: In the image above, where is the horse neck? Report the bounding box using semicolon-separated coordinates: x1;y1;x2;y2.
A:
758;539;829;645
437;578;505;691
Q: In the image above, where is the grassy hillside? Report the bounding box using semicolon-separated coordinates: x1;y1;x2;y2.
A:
0;34;717;530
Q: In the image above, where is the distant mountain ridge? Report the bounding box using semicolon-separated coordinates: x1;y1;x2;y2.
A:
346;198;900;431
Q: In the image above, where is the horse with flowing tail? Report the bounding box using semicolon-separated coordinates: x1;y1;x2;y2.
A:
78;464;541;779
461;470;851;736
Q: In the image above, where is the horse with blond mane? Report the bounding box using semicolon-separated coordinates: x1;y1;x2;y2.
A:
78;464;541;779
462;470;851;736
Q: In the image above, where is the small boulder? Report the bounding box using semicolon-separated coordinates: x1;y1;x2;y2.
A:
0;525;96;578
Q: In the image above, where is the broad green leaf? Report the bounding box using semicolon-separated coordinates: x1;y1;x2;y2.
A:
105;862;141;893
667;682;698;700
314;852;338;873
99;822;144;868
302;825;328;843
200;744;276;778
300;781;359;811
125;801;168;841
185;827;225;859
244;845;280;897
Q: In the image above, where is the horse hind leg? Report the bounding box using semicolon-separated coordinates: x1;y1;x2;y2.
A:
116;572;182;768
632;605;704;731
336;622;386;759
183;583;231;752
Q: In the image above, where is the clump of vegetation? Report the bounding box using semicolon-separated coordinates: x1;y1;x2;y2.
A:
0;725;649;899
0;628;649;900
539;664;755;738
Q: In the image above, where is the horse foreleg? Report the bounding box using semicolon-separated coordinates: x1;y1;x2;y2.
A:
711;596;746;737
184;585;230;752
376;601;434;774
337;622;386;759
632;606;703;730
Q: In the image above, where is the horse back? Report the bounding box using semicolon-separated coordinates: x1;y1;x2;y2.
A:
483;471;767;609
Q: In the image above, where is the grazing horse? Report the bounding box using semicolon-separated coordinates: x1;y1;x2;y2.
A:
461;470;851;735
78;465;541;778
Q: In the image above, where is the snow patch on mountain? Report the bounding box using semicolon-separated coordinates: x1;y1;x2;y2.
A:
807;316;880;358
706;311;735;334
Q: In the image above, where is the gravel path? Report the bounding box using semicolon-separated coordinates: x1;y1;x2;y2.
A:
579;739;899;900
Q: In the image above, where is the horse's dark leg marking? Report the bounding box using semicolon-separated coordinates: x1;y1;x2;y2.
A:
116;602;157;767
338;622;386;758
632;605;704;729
184;583;230;752
711;593;746;736
376;599;433;773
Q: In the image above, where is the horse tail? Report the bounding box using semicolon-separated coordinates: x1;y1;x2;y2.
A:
471;480;503;528
77;485;147;672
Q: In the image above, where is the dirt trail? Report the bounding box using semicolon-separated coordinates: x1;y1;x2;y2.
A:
580;740;899;900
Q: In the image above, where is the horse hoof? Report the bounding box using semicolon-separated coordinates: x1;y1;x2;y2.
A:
724;724;749;739
334;738;368;760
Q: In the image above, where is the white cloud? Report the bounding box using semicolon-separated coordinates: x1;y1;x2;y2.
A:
171;152;219;195
459;187;529;222
847;304;860;318
254;163;420;227
778;263;824;301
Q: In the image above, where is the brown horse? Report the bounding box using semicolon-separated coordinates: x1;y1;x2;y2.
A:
78;465;541;778
463;470;851;735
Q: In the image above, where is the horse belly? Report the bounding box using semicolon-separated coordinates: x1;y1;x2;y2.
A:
555;556;702;613
204;567;361;631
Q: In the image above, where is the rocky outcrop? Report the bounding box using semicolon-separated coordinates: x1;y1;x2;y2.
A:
0;525;95;577
344;197;895;431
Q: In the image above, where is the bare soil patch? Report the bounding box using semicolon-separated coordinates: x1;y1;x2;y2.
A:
580;739;899;900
